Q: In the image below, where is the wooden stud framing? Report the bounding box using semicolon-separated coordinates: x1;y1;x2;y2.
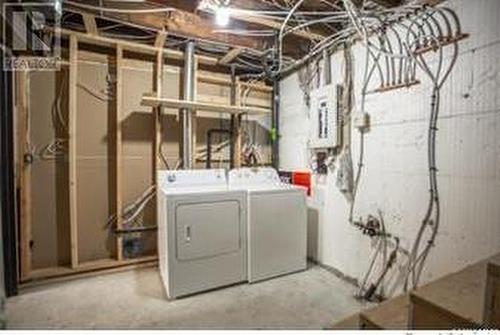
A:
219;48;244;65
229;11;325;41
154;30;167;49
22;255;158;284
192;57;199;167
82;14;98;36
16;70;31;280
197;74;272;92
153;50;163;179
197;94;270;109
69;35;79;269
115;45;124;261
153;49;163;243
15;27;274;284
51;28;218;66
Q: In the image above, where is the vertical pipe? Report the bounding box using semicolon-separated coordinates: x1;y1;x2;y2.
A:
68;35;79;268
272;79;280;169
181;41;195;169
229;65;236;169
115;45;123;261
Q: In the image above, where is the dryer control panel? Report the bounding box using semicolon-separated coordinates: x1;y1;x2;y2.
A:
158;169;226;190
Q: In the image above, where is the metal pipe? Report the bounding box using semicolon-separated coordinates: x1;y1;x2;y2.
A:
229;65;237;169
271;79;280;169
181;40;195;169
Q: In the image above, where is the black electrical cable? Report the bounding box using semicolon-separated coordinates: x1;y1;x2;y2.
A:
1;50;19;296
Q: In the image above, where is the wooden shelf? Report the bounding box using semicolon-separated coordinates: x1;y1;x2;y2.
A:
141;95;271;115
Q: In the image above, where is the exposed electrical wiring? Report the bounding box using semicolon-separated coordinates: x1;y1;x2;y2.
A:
64;1;177;14
336;1;462;295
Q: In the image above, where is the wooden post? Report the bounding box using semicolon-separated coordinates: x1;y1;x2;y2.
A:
82;14;98;36
230;67;242;168
115;45;124;261
154;30;167;49
154;50;163;177
153;49;163;239
218;48;243;65
69;35;79;268
192;57;199;167
16;70;31;279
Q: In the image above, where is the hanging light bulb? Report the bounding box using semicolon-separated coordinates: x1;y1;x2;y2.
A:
54;0;62;15
215;5;230;27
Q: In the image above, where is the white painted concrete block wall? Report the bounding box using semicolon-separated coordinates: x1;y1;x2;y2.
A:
280;0;500;295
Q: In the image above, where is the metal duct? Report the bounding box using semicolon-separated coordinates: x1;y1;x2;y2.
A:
272;79;280;169
181;41;195;169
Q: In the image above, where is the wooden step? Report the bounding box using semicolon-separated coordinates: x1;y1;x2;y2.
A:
330;253;500;330
329;314;361;330
329;296;410;330
409;253;500;329
484;257;500;328
359;294;409;329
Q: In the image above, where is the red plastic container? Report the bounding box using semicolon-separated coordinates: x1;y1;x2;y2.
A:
292;171;311;196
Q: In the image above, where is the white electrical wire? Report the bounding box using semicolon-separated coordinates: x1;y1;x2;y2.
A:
64;1;177;14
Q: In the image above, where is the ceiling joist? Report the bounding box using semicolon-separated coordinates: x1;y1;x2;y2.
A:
82;14;98;35
64;4;270;51
154;30;168;49
218;47;244;65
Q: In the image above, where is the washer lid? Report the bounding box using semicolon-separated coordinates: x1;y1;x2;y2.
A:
228;167;283;189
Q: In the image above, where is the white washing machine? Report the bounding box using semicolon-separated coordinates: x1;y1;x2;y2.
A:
157;169;247;299
228;168;307;283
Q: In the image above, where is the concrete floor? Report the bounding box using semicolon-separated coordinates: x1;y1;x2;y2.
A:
6;264;366;329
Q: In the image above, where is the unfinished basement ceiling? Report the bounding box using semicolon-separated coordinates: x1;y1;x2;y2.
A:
52;0;442;76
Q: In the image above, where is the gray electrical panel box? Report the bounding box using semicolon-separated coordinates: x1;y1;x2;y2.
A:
309;84;343;149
